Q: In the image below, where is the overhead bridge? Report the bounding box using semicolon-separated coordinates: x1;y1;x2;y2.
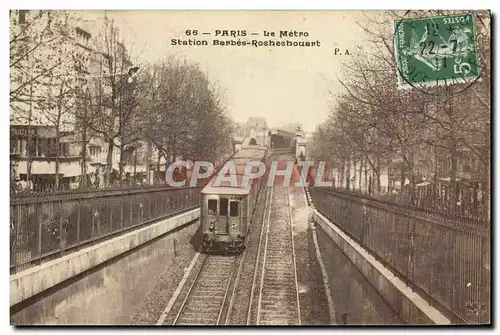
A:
269;128;296;152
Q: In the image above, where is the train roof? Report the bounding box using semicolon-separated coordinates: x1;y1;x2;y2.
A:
233;145;267;158
201;146;268;195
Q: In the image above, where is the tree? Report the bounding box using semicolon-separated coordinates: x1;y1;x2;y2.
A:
10;10;78;115
139;58;233;175
85;17;141;185
10;10;88;188
311;10;490;213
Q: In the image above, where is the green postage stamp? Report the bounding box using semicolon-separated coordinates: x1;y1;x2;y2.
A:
394;13;480;89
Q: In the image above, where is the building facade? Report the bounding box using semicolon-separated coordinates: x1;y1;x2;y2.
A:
10;10;125;190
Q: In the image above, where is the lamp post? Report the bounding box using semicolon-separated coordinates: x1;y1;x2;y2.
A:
127;66;140;83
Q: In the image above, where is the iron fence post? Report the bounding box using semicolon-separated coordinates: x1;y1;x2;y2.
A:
120;195;124;230
480;235;490;323
59;200;63;256
37;204;42;265
409;217;415;283
148;192;151;220
139;193;144;223
109;197;113;234
391;214;396;270
91;205;95;244
77;199;81;250
14;205;20;271
451;230;457;319
129;194;133;228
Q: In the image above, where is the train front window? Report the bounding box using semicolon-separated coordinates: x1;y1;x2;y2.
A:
230;202;239;217
220;198;228;216
208;199;217;216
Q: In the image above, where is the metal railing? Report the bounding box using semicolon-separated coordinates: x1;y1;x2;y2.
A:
310;187;490;325
9;154;236;275
331;185;489;223
10;185;202;275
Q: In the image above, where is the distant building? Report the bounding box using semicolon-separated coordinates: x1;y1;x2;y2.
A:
10;11;97;189
10;125;84;189
10;11;132;189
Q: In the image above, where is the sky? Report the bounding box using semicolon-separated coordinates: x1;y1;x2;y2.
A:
83;11;370;133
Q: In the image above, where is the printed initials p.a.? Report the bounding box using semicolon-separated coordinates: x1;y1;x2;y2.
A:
334;48;350;56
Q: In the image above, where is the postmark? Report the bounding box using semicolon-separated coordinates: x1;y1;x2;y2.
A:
394;13;480;90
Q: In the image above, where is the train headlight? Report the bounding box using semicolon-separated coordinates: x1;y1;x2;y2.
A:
209;222;215;231
231;223;236;229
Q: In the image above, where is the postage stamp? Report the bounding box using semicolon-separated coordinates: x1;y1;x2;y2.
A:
394;13;480;89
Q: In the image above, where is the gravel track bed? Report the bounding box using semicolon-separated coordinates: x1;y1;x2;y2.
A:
255;186;300;325
130;222;201;325
289;186;331;325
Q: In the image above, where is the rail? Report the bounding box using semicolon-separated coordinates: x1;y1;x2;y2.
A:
250;185;301;325
171;255;237;325
310;187;490;325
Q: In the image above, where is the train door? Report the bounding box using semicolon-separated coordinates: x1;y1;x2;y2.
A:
218;197;241;234
228;200;240;234
217;198;229;234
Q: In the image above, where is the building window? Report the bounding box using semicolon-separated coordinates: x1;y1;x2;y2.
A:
10;137;19;155
89;145;102;157
59;143;69;157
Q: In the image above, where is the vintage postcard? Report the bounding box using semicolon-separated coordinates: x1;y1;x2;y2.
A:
9;10;491;326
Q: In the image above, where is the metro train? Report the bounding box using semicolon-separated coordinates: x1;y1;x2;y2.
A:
200;145;269;253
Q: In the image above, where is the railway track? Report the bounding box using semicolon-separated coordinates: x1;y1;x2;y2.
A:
158;152;298;326
170;254;237;325
248;185;301;325
160;179;271;326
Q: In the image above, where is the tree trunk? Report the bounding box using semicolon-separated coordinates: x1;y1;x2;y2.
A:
26;80;34;186
409;150;416;186
133;149;138;183
449;138;459;212
484;164;490;219
358;157;363;191
164;150;170;184
55;93;62;190
444;86;459;212
400;159;406;193
55;129;61;190
119;142;125;180
346;155;351;190
79;91;89;188
368;175;372;196
433;144;438;198
364;158;368;193
157;150;161;184
106;140;114;186
145;139;152;185
340;157;345;188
